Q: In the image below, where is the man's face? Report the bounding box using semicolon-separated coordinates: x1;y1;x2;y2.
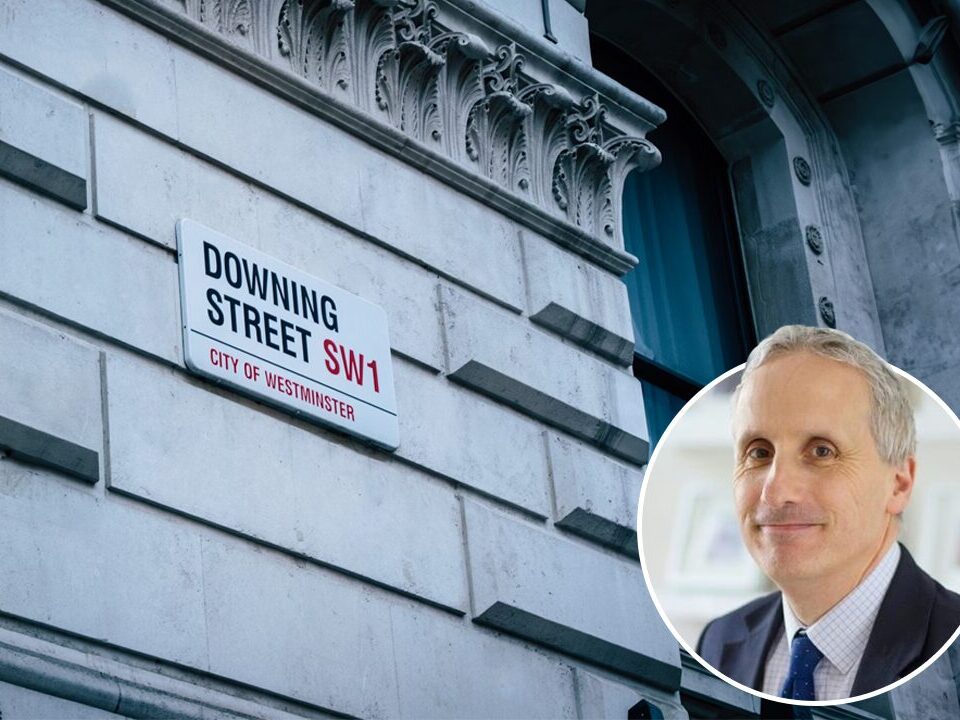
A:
732;351;912;589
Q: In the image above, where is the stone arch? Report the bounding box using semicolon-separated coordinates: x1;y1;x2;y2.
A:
589;0;886;350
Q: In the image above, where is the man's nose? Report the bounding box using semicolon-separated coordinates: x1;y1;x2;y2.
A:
759;457;805;506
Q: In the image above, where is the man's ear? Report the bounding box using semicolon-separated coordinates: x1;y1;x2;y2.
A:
887;455;916;516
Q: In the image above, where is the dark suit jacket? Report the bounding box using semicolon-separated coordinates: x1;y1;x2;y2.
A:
696;545;960;697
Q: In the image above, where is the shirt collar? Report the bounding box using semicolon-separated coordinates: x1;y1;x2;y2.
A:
781;543;900;675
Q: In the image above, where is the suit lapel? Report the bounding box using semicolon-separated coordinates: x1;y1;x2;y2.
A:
721;594;784;690
852;545;936;695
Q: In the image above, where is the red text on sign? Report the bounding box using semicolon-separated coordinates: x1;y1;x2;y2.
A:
323;339;381;393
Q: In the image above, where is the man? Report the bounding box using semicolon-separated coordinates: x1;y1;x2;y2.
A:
696;325;960;702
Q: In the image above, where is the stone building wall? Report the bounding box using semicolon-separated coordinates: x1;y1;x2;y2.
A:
0;0;688;717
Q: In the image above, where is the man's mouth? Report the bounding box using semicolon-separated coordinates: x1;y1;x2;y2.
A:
758;523;822;534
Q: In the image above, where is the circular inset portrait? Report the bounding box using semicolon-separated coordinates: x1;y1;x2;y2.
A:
638;324;960;706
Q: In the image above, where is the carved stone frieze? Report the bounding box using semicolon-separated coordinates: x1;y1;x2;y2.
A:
818;296;836;328
167;0;662;253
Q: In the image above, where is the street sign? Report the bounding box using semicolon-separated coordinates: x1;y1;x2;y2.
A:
176;219;399;449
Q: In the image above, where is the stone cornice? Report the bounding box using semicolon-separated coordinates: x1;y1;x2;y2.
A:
99;0;665;275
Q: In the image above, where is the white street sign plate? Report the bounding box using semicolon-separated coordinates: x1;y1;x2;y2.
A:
177;219;399;449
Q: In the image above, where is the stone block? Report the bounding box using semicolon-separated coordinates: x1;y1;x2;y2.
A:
201;533;579;718
394;360;551;516
200;536;399;718
0;180;181;364
0;310;101;483
523;232;635;365
463;500;680;689
547;433;641;557
440;285;649;464
471;0;591;61
889;649;960;720
390;599;579;718
92;112;258;249
0;460;207;668
680;655;762;717
253;197;444;372
0;625;326;720
0;0;179;137
575;669;688;720
106;353;467;612
171;49;526;310
0;681;127;720
93;113;444;370
0;64;87;209
547;0;593;61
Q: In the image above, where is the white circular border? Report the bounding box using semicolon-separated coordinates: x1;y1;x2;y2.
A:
636;361;960;708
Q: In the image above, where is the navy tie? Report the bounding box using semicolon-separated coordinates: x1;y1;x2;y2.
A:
780;630;824;701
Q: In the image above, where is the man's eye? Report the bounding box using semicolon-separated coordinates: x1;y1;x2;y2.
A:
812;445;835;459
747;447;771;460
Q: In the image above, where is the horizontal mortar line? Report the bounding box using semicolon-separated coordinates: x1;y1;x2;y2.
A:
0;288;181;369
93;212;179;256
84;106;530;316
104;483;468;618
189;329;397;416
0;292;630;542
528;313;636;370
444;370;648;466
91;0;637;276
0;613;356;720
0;185;443;380
0;292;643;523
0;293;399;458
390;347;443;375
394;457;552;524
553;519;641;564
462;489;641;564
0;51;533;315
461;609;666;695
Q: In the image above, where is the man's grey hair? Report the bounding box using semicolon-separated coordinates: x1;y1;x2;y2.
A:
734;325;916;466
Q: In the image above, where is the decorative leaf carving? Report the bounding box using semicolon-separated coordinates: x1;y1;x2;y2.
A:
277;0;355;95
461;43;531;191
168;0;663;246
371;0;443;132
603;135;661;243
518;83;575;208
351;0;397;111
431;31;488;161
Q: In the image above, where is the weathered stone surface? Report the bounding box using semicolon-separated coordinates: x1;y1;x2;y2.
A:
0;460;207;668
470;0;592;61
0;64;87;209
545;0;593;61
201;536;400;718
92;112;258;249
0;681;127;720
252;197;445;372
0;180;181;364
0;0;179;137
440;284;649;463
390;600;579;719
889;648;960;720
575;669;688;720
547;433;641;556
172;49;526;311
0;612;338;720
201;532;579;718
107;353;467;612
93;112;444;370
394;360;551;516
463;500;679;689
0;310;101;483
523;232;634;364
680;654;762;717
